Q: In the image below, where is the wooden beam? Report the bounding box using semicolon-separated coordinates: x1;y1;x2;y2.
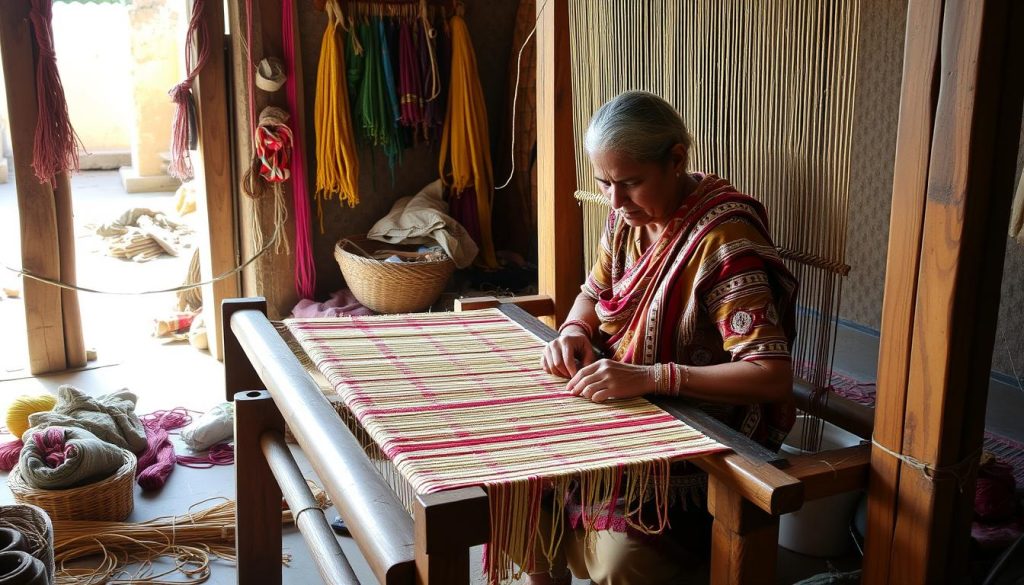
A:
193;0;239;360
53;172;86;368
0;0;67;375
707;474;778;585
784;444;870;502
536;0;580;328
866;0;1024;581
413;488;489;585
454;294;555;318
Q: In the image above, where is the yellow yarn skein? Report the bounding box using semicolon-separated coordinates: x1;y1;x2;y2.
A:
4;394;57;438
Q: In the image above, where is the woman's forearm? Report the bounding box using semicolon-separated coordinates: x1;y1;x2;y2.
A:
560;293;600;337
665;359;793;404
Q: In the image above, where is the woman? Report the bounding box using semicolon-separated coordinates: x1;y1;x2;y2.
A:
532;91;799;585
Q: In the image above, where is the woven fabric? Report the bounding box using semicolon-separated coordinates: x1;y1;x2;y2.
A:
287;309;726;582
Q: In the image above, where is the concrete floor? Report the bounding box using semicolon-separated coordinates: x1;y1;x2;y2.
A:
2;168;1022;583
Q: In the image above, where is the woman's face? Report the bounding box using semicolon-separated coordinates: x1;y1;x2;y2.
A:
590;145;687;227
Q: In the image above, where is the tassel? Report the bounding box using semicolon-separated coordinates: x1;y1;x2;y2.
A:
28;0;80;186
168;0;210;181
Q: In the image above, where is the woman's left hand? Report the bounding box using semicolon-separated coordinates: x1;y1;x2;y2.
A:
566;359;653;403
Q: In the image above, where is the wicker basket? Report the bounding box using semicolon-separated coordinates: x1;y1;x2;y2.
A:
0;504;54;582
7;448;136;522
334;236;454;313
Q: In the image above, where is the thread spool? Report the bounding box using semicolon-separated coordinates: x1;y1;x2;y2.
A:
3;395;56;439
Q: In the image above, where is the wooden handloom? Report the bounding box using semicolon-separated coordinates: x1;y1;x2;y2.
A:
224;296;871;585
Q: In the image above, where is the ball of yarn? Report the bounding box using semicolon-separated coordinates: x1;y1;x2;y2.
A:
4;395;56;439
0;440;23;472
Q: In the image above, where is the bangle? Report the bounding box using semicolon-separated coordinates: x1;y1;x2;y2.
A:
558;319;594;340
652;363;689;397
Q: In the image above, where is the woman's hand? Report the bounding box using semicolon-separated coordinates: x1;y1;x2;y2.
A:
566;359;652;403
541;332;597;378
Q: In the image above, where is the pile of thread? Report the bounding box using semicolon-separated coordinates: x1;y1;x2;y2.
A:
1;390;235;494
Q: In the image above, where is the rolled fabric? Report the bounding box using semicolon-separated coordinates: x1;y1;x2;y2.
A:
18;426;125;490
0;529;27;555
27;386;147;453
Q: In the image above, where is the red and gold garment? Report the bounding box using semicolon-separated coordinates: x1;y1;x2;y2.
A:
583;173;799;452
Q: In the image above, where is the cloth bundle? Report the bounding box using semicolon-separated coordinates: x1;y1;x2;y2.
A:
93;208;192;262
17;427;124;490
367;179;479;268
27;386;147;453
180;403;234;451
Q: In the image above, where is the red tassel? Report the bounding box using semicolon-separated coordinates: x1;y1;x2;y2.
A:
168;0;210;180
28;0;80;186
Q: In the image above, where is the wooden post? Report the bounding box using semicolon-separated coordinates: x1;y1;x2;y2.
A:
413;487;489;585
864;0;1024;581
53;171;86;368
707;475;778;585
223;297;268;401
234;389;285;585
0;0;70;374
536;0;580;328
225;0;297;319
193;0;239;361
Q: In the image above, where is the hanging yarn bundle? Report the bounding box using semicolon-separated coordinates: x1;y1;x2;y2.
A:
282;0;317;299
250;106;294;256
27;0;81;185
355;15;403;170
167;0;210;181
315;0;361;219
440;11;498;268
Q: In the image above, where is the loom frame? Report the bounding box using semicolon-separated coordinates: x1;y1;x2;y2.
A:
224;296;874;585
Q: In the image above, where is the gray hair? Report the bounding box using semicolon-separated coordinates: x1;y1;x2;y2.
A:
584;91;692;165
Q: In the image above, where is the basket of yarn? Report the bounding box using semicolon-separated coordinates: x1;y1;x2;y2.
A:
334;235;454;314
7;447;136;522
0;504;55;582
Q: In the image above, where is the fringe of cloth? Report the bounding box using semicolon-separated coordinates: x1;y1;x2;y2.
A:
28;0;80;185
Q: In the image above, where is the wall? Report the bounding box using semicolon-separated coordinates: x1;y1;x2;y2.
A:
295;0;521;297
840;0;1024;381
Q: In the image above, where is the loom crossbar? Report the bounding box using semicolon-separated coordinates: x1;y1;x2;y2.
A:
226;299;422;584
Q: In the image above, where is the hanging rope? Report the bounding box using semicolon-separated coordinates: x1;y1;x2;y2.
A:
28;0;81;186
282;0;316;299
314;0;361;224
439;11;498;268
167;0;210;181
252;107;293;256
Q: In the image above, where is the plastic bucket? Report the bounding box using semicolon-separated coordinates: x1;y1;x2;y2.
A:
778;415;863;557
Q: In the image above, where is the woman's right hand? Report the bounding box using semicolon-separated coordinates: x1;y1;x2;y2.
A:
541;331;597;378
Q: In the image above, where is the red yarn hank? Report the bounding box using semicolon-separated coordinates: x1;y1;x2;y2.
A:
176;442;234;469
282;0;316;299
0;440;23;472
28;0;81;185
168;0;210;180
137;426;176;490
139;408;194;433
32;427;72;468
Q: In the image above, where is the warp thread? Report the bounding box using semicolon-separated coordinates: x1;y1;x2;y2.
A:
168;0;210;180
4;394;57;439
28;0;81;185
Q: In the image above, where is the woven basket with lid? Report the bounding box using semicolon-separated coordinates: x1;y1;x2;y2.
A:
334;236;454;314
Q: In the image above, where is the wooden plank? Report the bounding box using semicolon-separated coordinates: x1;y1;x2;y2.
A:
887;0;1023;581
862;0;943;579
413;488;489;585
193;0;239;361
707;475;778;585
234;390;285;585
783;444;870;502
454;294;556;318
695;453;803;517
535;0;580;328
223;297;268;401
53;171;86;368
0;0;67;375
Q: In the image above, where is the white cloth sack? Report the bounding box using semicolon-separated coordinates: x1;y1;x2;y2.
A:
367;180;479;268
181;403;234;451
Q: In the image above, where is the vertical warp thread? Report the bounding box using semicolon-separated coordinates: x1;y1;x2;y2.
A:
28;0;80;185
168;0;210;181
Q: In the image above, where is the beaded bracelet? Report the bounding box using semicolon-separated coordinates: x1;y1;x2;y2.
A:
558;319;594;340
